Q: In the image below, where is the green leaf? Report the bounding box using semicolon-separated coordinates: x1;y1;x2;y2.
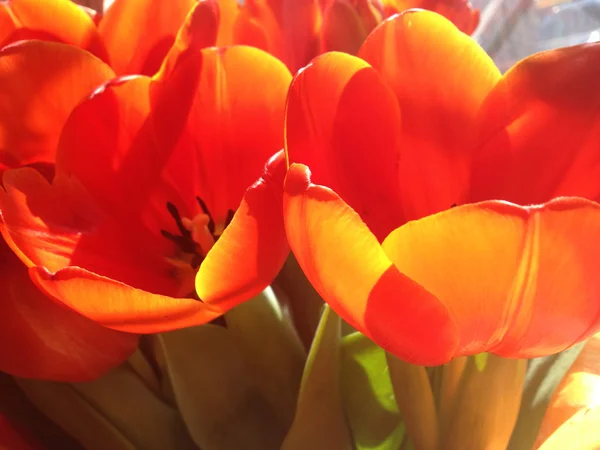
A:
159;324;285;450
282;305;354;450
474;353;489;372
225;287;306;430
340;332;405;450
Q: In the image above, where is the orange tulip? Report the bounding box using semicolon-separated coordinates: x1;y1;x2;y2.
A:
283;10;600;365
535;333;600;449
0;4;290;345
0;0;201;76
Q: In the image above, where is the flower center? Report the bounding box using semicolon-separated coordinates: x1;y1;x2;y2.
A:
161;197;234;271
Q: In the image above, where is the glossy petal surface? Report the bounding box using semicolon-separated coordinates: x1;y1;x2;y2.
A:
197;151;290;307
99;0;196;75
535;333;600;448
283;163;458;365
470;43;600;205
382;198;600;358
0;0;107;60
285;51;403;241
30;266;224;334
0;237;138;381
0;41;115;169
358;10;500;221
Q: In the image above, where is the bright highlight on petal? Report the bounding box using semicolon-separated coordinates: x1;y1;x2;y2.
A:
283;163;459;365
0;41;115;169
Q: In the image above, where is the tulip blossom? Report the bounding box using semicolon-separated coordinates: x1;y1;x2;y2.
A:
0;0;199;76
283;10;600;365
0;5;291;339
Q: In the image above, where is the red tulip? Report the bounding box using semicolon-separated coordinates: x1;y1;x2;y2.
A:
0;4;290;379
0;0;201;76
283;10;600;365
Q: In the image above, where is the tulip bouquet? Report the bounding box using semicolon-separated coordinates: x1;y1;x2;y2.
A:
1;0;599;449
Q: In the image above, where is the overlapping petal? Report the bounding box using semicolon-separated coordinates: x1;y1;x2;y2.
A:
197;151;290;308
358;10;500;221
0;0;107;60
0;40;115;169
470;43;600;205
0;234;138;381
285;51;404;241
283;163;459;365
283;10;600;363
99;0;196;75
382;197;600;358
0;13;291;333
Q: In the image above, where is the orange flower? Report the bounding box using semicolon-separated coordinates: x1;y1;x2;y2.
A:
534;333;600;449
0;6;290;339
0;0;198;76
282;10;600;365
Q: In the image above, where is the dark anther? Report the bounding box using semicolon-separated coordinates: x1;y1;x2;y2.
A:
160;229;197;254
166;202;192;239
224;209;235;228
196;196;215;234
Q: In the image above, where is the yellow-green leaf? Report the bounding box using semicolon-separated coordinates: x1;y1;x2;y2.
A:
159;324;285;450
341;332;405;450
282;306;353;450
225;287;306;430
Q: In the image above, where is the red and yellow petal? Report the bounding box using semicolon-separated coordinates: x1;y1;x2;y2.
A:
535;333;600;449
321;0;370;55
99;0;196;75
0;40;115;169
0;0;108;60
0;237;138;382
285;51;403;241
30;266;224;334
0;168;180;297
358;10;500;221
283;163;459;365
381;198;600;358
164;44;291;222
469;43;600;205
196;151;290;308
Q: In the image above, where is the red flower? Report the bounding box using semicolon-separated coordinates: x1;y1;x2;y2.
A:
0;4;290;378
0;0;199;76
282;10;600;365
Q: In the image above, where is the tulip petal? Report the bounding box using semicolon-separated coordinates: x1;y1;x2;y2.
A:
0;41;115;169
196;151;290;308
29;266;224;334
283;163;458;365
537;408;600;450
0;167;181;297
99;0;196;75
0;238;138;382
285;51;404;241
381;198;600;358
358;10;500;221
470;43;600;205
0;0;108;60
535;334;600;448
